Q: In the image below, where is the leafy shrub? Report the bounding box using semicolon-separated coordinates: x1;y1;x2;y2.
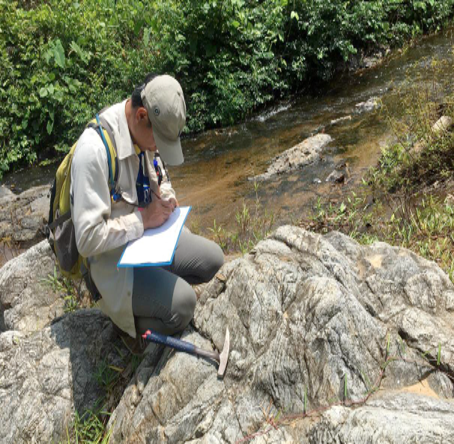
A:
0;0;155;176
1;0;454;176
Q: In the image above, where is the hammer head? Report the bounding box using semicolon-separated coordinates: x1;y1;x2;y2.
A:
217;327;230;378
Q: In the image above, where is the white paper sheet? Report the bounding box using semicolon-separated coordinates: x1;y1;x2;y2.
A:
118;206;191;267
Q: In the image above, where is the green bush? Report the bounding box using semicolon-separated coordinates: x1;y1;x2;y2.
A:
1;0;454;177
0;0;155;176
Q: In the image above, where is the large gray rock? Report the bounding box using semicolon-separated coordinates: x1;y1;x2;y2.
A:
0;185;50;265
0;309;126;444
106;227;454;442
251;134;333;181
0;185;14;200
0;240;64;333
310;392;454;443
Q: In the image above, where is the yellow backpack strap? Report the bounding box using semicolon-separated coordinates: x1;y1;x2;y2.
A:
86;115;118;196
97;114;118;183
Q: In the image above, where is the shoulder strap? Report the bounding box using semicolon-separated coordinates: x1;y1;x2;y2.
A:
95;113;115;192
86;114;119;194
97;114;119;184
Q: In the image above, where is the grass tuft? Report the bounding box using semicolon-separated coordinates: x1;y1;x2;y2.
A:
208;182;275;255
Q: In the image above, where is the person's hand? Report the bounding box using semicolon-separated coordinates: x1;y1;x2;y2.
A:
141;198;174;229
165;197;179;210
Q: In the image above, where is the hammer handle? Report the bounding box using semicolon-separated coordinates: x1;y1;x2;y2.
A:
143;330;195;355
194;346;220;363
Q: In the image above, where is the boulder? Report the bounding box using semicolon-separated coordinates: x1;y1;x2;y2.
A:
105;227;454;442
0;310;127;444
325;169;345;183
432;116;454;135
355;97;380;113
0;240;64;333
310;392;454;443
251;134;333;181
0;185;14;200
0;185;50;259
410;117;453;156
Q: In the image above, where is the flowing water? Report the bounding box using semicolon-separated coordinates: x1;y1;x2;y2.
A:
2;29;454;234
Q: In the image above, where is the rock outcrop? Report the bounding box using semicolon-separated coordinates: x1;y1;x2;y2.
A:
0;185;14;200
0;240;65;333
0;185;50;251
310;392;454;443
0;310;127;443
1;226;454;442
251;134;333;181
106;227;454;442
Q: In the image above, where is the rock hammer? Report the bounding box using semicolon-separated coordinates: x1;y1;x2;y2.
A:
142;328;230;377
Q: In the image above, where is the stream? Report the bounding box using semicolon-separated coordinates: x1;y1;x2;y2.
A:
2;29;454;235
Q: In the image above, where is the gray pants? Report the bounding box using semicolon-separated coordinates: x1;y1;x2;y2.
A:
132;230;224;336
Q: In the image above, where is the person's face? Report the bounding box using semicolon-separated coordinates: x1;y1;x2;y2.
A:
133;107;157;152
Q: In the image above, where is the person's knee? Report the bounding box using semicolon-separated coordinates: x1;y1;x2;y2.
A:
172;284;196;332
135;286;196;336
204;242;224;281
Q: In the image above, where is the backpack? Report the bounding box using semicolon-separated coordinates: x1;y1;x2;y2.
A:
47;113;118;299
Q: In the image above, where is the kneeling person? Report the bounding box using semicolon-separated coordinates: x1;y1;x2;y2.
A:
70;74;224;345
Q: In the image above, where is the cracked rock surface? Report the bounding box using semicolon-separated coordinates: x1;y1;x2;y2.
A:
310;392;454;443
106;227;454;442
0;185;51;266
0;240;64;333
0;310;126;443
1;226;453;442
0;185;50;245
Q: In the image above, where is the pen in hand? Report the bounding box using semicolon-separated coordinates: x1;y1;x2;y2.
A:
151;190;178;211
141;192;173;229
151;189;161;200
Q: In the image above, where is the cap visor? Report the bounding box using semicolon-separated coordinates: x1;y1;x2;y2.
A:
153;131;184;166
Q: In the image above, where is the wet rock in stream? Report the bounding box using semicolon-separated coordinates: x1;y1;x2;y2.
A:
250;134;333;182
355;97;380;113
330;115;352;126
326;169;345;183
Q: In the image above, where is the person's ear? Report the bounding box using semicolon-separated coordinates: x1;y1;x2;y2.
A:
135;107;148;124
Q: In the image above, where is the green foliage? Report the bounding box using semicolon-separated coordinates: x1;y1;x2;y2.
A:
70;407;112;444
41;265;81;312
1;0;454;176
0;0;155;176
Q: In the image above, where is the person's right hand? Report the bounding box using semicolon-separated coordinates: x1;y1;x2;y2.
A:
141;197;174;229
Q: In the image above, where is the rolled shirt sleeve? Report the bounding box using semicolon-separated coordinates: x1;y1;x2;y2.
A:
71;129;144;258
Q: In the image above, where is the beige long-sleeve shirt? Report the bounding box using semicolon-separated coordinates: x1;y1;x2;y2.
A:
70;100;176;337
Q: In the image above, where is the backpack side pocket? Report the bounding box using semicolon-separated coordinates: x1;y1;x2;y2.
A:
53;211;79;273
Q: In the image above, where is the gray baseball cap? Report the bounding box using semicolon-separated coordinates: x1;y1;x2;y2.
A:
140;75;186;165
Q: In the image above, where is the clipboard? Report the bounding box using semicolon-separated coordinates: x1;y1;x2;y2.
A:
117;206;191;268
